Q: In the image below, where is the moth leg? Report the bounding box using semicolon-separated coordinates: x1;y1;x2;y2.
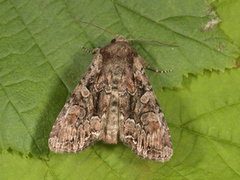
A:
138;56;172;73
81;46;100;54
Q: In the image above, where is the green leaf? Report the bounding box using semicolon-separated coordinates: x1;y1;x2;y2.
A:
0;0;239;179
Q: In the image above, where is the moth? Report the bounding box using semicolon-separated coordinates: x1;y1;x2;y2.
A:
49;17;175;162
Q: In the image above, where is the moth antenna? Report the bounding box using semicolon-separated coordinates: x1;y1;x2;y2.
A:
127;39;178;47
66;14;117;38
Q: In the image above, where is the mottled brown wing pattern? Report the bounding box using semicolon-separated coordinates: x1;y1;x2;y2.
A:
119;55;173;162
48;51;105;153
49;34;173;162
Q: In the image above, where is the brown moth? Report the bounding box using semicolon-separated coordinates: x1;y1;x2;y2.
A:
49;17;174;162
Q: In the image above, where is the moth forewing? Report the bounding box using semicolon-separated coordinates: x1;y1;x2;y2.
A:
49;18;173;162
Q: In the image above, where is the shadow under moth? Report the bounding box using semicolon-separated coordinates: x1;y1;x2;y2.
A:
49;17;175;162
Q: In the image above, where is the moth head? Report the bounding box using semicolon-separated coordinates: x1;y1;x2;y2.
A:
112;35;128;43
